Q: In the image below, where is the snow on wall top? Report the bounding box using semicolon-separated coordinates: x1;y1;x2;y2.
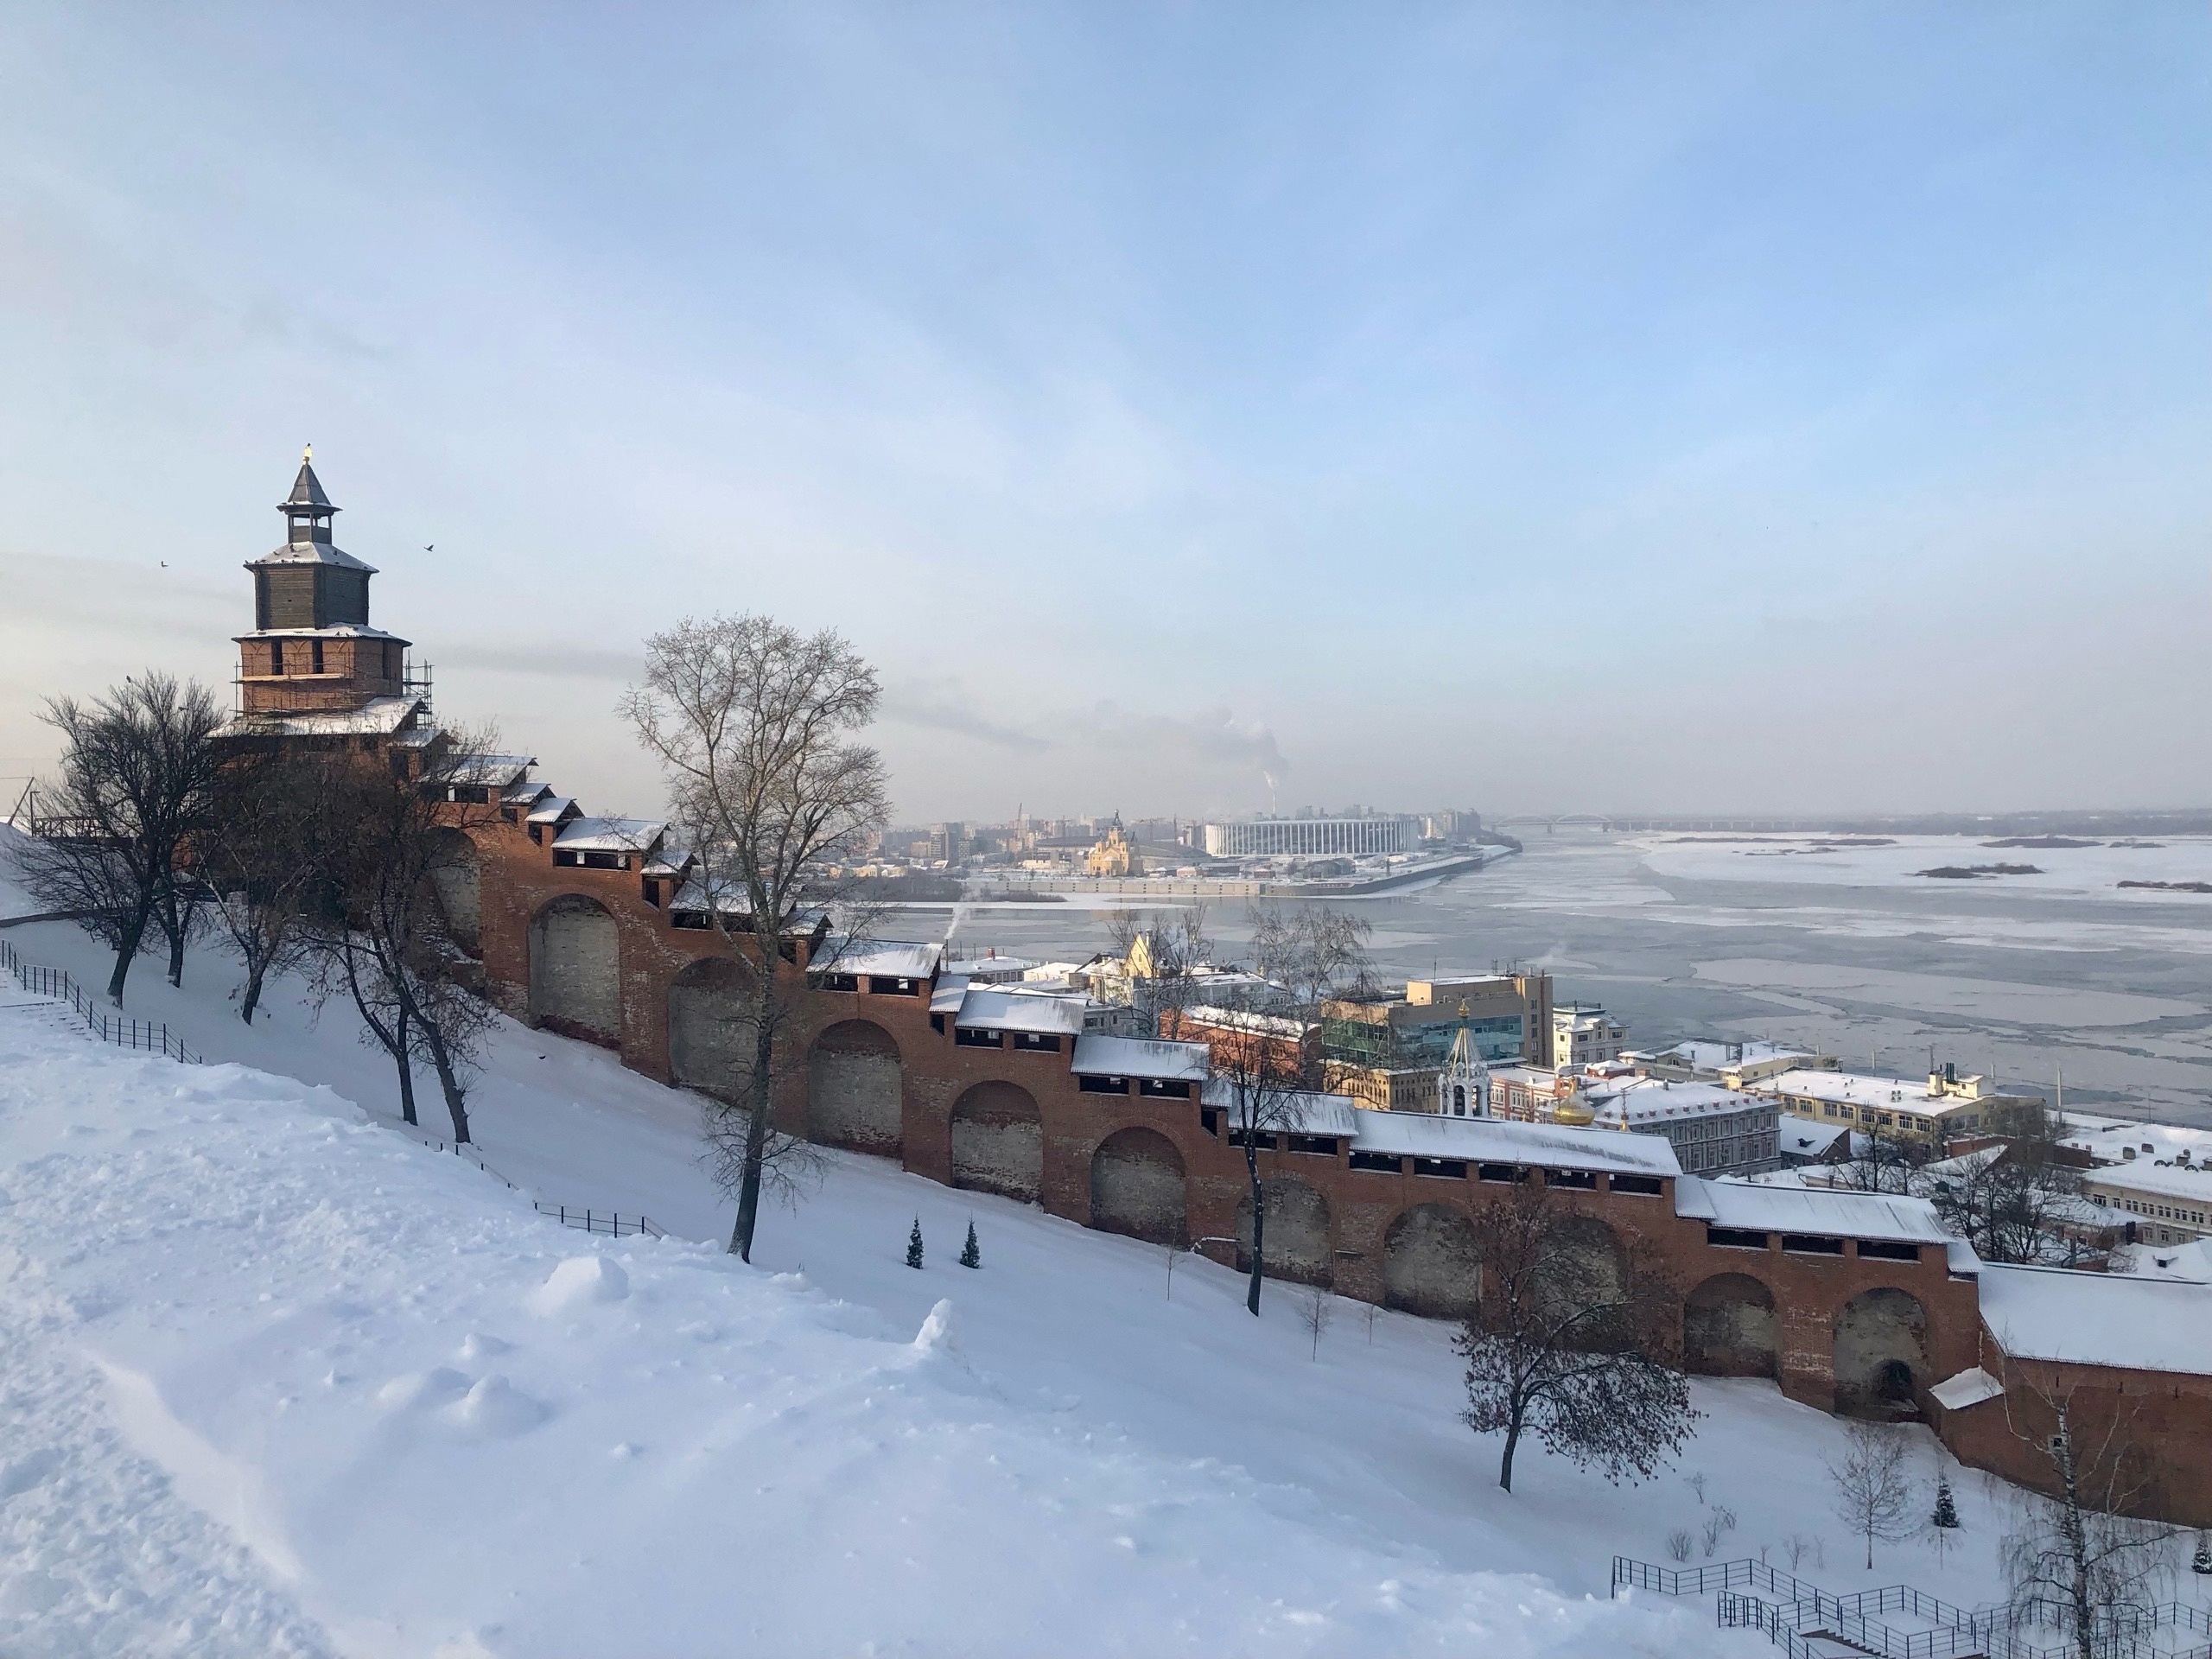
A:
1071;1035;1210;1082
954;986;1090;1035
821;940;944;982
1351;1112;1683;1175
1673;1178;1955;1244
1980;1263;2212;1376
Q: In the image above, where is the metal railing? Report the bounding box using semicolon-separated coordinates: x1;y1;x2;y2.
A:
0;939;201;1064
534;1204;665;1239
1616;1556;2212;1659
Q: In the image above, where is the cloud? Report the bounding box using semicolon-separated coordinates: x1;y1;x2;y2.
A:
437;640;645;681
880;680;1052;753
1069;702;1290;779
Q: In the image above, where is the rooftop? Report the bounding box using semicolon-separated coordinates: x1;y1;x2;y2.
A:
553;817;667;853
1980;1263;2212;1376
211;695;424;741
1585;1077;1770;1127
1673;1178;1956;1245
1347;1112;1683;1176
1074;1036;1211;1083
954;987;1090;1037
1752;1067;2033;1118
819;940;944;982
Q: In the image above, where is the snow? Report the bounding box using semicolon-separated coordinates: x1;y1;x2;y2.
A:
1637;833;2212;906
952;984;1090;1034
1071;1033;1211;1081
1347;1111;1681;1174
0;878;2067;1651
1929;1369;2006;1412
1978;1264;2212;1376
1678;1179;1957;1245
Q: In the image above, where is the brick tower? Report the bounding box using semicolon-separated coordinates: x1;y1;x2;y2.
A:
233;449;412;716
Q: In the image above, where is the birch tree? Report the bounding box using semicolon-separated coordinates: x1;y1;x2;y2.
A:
621;614;890;1262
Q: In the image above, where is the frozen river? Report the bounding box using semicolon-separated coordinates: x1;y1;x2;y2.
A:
906;831;2212;1124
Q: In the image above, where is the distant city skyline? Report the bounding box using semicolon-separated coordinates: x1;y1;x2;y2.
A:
3;4;2208;823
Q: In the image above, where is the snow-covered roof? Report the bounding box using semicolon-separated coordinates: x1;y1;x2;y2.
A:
819;940;944;982
553;817;666;853
1929;1367;2005;1411
945;955;1036;982
954;988;1087;1036
1663;1040;1820;1074
1072;1036;1210;1083
1751;1068;2025;1119
1350;1113;1682;1175
1780;1119;1852;1159
448;753;536;787
252;537;373;571
1179;1004;1312;1039
929;975;971;1014
1585;1077;1770;1128
526;795;578;824
211;695;427;741
2078;1159;2212;1206
641;848;695;880
1672;1179;1955;1244
1199;1085;1359;1136
1980;1264;2212;1376
237;625;404;640
504;781;552;809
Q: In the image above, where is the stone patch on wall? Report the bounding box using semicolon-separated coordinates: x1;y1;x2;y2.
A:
950;1081;1042;1202
528;895;620;1044
807;1020;904;1154
1089;1128;1187;1245
428;829;481;955
669;958;758;1102
1834;1287;1929;1419
1236;1178;1332;1284
1684;1271;1779;1377
1382;1202;1481;1318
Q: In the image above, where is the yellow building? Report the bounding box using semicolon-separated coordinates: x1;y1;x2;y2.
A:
1085;825;1135;877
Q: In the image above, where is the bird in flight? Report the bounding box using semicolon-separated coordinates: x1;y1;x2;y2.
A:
424;543;435;553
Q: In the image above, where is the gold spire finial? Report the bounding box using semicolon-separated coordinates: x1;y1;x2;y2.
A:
302;442;313;463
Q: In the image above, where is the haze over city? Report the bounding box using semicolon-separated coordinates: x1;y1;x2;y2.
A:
3;3;2209;822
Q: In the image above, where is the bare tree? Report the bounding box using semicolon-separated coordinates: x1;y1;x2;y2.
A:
1203;992;1315;1316
1827;1421;1918;1569
621;614;890;1262
1105;904;1214;1038
10;673;222;1002
1931;1114;2111;1268
1828;1128;1930;1196
310;735;499;1141
1456;1179;1696;1493
1300;1282;1332;1359
198;748;334;1023
2000;1370;2178;1659
1247;903;1374;1012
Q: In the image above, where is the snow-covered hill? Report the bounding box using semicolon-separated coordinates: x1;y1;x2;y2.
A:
0;843;2024;1656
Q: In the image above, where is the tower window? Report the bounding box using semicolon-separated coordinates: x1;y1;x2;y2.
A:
310;639;325;674
270;639;285;675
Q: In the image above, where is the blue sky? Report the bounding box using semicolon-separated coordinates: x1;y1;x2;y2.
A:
1;3;2206;822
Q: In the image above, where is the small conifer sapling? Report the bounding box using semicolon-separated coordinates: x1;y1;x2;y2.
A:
906;1217;925;1269
959;1220;981;1269
2194;1532;2212;1575
1929;1471;1961;1566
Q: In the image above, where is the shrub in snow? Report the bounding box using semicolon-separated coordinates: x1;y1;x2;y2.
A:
906;1218;924;1270
528;1255;630;1316
2193;1533;2211;1575
1665;1529;1693;1563
959;1220;980;1269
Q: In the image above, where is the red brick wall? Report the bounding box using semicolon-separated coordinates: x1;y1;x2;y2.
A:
474;817;2212;1516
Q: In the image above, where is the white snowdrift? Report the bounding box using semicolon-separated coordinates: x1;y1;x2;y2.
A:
0;1018;1742;1658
